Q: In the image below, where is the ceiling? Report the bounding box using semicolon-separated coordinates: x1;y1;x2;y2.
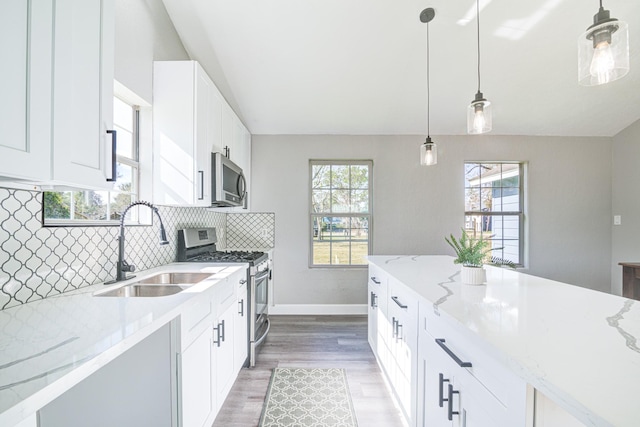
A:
161;0;640;137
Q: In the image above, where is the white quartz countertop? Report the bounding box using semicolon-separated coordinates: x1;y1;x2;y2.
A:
368;255;640;427
0;262;247;426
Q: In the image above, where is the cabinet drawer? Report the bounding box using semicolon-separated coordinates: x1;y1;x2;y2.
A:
368;264;388;312
421;301;524;410
388;277;418;322
215;277;236;312
181;296;214;349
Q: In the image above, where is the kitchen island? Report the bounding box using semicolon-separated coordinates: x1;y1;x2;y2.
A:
368;255;640;427
0;262;248;427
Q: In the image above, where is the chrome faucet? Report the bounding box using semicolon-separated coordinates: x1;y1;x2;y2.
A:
108;201;169;283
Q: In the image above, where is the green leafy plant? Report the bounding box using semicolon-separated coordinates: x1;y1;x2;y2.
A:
445;230;516;268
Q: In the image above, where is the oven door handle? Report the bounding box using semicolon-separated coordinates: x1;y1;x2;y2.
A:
254;269;270;281
255;318;271;346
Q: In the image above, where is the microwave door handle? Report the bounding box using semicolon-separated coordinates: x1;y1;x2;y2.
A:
238;173;247;200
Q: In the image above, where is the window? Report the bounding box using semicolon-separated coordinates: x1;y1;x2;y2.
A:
464;162;524;266
44;96;142;225
310;160;372;267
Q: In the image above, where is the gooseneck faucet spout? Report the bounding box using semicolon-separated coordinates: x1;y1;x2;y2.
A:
109;201;169;283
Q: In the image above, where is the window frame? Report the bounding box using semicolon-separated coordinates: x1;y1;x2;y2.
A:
43;96;143;227
464;161;525;268
309;159;373;268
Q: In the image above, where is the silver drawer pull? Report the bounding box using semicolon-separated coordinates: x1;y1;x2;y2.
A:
435;338;472;368
391;296;407;309
370;276;381;284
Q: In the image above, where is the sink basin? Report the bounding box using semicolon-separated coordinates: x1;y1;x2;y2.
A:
95;272;213;297
135;272;213;285
97;284;188;297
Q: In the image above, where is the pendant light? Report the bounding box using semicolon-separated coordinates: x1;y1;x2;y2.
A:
420;7;437;166
578;0;629;86
467;0;491;135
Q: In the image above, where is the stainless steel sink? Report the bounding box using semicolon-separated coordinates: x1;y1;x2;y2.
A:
97;284;188;297
135;272;213;285
95;272;213;297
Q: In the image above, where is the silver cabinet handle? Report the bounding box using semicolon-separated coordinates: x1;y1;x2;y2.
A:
106;130;117;182
239;279;247;285
448;384;460;420
213;323;222;347
391;296;407;309
439;373;450;408
239;299;244;316
197;171;204;200
436;338;472;367
370;277;381;284
370;291;378;308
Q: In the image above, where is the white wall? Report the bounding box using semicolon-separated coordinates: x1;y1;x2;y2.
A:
611;118;640;295
115;0;189;102
251;134;612;308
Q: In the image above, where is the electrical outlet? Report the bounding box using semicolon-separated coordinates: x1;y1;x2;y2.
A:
614;215;622;226
261;228;270;238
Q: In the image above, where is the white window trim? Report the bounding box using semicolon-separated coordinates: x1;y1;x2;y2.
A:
309;159;373;268
464;161;525;268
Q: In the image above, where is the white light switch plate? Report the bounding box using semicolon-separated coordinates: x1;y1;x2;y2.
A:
614;215;621;225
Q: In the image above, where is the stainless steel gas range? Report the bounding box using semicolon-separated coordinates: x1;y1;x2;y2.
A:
177;228;270;367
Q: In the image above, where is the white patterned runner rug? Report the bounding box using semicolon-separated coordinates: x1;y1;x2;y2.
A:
258;367;358;427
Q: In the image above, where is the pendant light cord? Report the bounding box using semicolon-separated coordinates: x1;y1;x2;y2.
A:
476;0;481;93
426;21;431;138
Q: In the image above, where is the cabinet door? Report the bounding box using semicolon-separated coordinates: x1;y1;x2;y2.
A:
210;86;225;155
0;0;52;181
214;302;236;410
222;104;235;159
52;0;115;189
234;280;248;373
181;327;214;427
419;329;457;427
194;65;212;206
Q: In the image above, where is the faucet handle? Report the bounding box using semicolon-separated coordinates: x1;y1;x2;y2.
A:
121;260;136;273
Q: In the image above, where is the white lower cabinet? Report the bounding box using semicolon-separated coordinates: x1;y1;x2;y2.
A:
416;301;528;427
213;301;236;411
178;268;248;427
368;262;528;427
368;267;418;426
234;279;249;373
181;327;214;427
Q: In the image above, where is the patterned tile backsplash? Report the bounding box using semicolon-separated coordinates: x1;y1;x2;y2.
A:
227;213;275;250
0;188;274;310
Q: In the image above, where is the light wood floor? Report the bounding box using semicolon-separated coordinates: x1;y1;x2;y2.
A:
212;315;405;427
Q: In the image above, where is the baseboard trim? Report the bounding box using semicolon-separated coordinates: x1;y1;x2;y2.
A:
268;304;367;315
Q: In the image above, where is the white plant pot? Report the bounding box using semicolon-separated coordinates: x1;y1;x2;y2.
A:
461;266;486;285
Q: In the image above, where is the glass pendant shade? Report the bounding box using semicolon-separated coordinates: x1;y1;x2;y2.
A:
467;92;492;134
578;9;629;86
420;138;437;166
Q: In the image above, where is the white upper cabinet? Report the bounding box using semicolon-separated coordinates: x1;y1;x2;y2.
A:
51;0;116;189
154;60;252;209
153;61;213;206
0;0;116;189
0;0;52;181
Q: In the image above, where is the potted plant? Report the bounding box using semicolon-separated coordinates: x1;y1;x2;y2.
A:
445;229;515;285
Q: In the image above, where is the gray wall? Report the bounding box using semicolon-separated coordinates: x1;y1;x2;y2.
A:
115;0;189;102
611;118;640;295
251;134;613;307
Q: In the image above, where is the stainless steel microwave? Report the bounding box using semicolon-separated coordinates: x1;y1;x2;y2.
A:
211;152;246;207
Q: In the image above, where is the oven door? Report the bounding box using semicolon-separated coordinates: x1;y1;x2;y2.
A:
250;266;270;366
